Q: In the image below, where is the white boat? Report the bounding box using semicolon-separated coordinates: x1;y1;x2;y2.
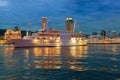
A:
10;30;87;48
88;35;120;44
8;17;87;48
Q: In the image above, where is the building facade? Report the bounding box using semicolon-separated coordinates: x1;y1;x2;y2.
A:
4;27;21;40
65;18;74;33
112;31;117;38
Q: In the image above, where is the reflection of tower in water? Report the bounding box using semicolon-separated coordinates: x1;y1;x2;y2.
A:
2;47;62;71
2;46;89;73
70;46;88;58
60;46;88;71
32;47;61;69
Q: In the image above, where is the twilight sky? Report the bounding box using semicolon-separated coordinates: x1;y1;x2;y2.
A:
0;0;120;34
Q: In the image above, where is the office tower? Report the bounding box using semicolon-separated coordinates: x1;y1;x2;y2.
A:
112;30;117;38
100;30;106;36
65;18;74;33
106;30;110;37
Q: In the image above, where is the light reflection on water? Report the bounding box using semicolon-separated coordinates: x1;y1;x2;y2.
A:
0;44;120;80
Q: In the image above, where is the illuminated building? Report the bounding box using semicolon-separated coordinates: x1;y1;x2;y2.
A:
65;18;74;33
42;17;47;30
4;27;21;40
0;40;7;44
112;30;117;38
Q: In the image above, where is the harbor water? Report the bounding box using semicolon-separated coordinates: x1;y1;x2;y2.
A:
0;44;120;80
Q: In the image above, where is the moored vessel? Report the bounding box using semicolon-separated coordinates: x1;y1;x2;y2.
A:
5;17;87;48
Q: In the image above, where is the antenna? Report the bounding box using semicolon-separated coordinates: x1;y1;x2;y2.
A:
26;21;31;36
73;22;76;34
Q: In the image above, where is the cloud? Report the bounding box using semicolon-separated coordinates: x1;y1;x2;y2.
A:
0;0;8;7
1;0;120;34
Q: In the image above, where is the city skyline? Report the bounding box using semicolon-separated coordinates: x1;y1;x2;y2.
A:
0;0;120;34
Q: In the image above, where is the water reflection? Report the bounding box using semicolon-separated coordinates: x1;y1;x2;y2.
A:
70;46;88;58
60;46;89;71
0;45;120;80
2;45;120;71
32;47;61;69
88;44;120;54
2;46;89;71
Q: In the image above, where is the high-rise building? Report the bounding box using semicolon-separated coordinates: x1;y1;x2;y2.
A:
42;17;47;30
106;30;110;37
65;18;74;33
112;30;117;38
100;30;106;36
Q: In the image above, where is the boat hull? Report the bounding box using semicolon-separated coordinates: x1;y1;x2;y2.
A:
11;39;87;48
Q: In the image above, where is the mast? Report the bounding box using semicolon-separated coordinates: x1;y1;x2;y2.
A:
26;21;31;36
73;22;76;34
26;30;29;36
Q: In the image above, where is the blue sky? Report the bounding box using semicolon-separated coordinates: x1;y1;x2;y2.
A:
0;0;120;34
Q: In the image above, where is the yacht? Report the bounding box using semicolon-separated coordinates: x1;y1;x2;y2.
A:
8;17;87;48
